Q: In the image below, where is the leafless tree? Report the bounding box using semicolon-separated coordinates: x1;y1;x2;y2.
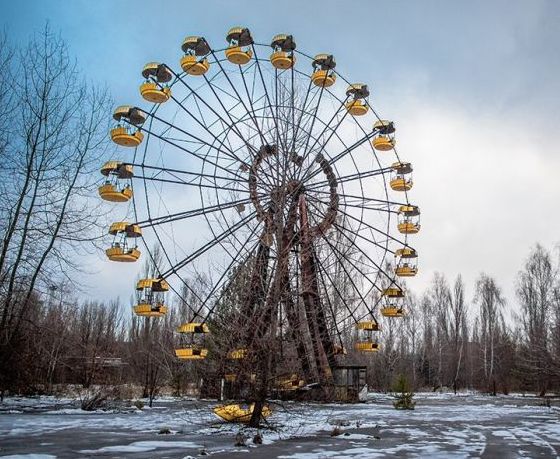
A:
516;244;557;395
475;273;505;395
0;24;111;393
450;275;467;393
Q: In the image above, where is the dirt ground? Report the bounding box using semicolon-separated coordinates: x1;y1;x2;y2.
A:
0;393;559;458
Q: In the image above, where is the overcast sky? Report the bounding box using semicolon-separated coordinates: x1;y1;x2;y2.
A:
3;0;559;316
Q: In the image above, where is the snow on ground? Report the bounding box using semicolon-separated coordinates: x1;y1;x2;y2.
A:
0;392;559;458
80;440;203;454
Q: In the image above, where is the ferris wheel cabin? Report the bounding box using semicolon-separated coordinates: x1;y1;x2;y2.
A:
140;62;173;103
105;222;141;262
133;303;168;317
398;205;421;234
372;119;396;151
345;84;370;116
354;320;380;352
227;348;248;360
98;161;134;202
390;162;413;192
175;348;208;360
311;54;336;87
133;278;169;317
395;246;419;277
381;286;406;317
175;322;209;360
225;27;253;65
110;106;146;147
180;36;211;75
270;34;296;69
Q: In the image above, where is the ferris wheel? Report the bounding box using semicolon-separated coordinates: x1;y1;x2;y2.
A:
99;27;420;387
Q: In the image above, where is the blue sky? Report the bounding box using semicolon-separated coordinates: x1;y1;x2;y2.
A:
3;0;560;312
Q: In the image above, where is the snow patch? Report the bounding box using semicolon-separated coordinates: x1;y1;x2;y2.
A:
0;455;57;459
79;440;202;454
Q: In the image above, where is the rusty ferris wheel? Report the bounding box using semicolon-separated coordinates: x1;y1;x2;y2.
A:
99;27;420;409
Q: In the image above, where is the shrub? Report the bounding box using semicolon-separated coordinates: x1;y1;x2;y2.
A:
392;374;416;410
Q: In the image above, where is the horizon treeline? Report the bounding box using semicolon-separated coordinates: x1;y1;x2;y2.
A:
1;243;559;398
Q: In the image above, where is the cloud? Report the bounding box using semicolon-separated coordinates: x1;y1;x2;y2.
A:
396;96;560;312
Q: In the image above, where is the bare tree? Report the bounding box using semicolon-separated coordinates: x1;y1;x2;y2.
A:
475;273;505;395
0;24;111;393
516;244;556;395
450;275;467;393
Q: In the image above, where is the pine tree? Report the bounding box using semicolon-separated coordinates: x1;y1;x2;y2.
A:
392;374;416;410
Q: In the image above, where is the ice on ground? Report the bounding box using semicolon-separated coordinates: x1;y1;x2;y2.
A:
492;429;516;438
0;455;57;459
1;392;559;457
79;440;202;454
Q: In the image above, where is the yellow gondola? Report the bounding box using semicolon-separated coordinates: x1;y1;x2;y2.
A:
177;322;209;333
270;34;296;69
112;106;147;126
395;247;417;258
383;287;405;298
213;404;272;423
106;222;142;262
372;135;395;151
175;347;208;360
110;106;146;147
398;205;421;234
395;246;418;277
396;264;418;277
345;84;369;116
180;36;211;75
372;120;396;151
101;161;134;179
345;100;368;116
225;46;252;65
390;177;413;191
311;54;336;87
227;348;247;359
180;55;210;75
99;161;134;202
105;245;140;262
390;161;413;191
355;320;380;353
136;278;170;292
141;62;173;82
134;303;168;317
110;126;144;147
134;278;169;316
381;306;405;318
109;222;142;237
139;62;173;103
354;341;380;352
175;321;209;359
398;222;420;234
225;27;253;65
98;183;132;203
139;82;171;104
356;320;380;331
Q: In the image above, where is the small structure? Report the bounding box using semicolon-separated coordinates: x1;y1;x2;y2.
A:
333;365;367;402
